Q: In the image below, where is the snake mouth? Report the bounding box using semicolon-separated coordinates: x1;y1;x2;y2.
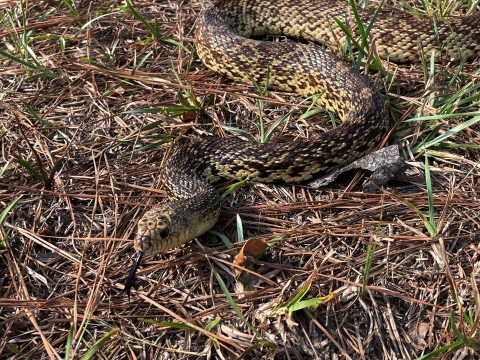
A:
135;231;153;253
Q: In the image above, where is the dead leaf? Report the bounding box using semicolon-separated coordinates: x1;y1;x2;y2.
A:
233;238;268;276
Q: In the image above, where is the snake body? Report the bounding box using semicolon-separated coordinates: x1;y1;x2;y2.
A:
133;0;480;256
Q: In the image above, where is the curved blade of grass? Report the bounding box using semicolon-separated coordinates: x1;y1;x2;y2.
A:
414;124;443;151
221;125;250;135
264;93;324;143
103;80;130;97
273;285;310;315
131;50;153;75
287;293;334;313
124;0;159;38
0;49;53;74
22;101;55;127
442;57;469;95
417;114;480;151
204;317;221;332
207;230;233;248
220;178;262;200
438;81;477;113
236;214;244;243
80;329;117;360
162;38;188;52
80;56;113;70
14;159;46;185
211;264;274;346
334;0;385;58
122;107;173;115
0;161;10;177
26;71;60;80
64;322;75;360
424;154;436;233
404;111;480;122
361;231;378;298
449;310;468;343
432;143;480;149
0;196;23;226
74;11;122;36
389;193;436;236
61;0;78;16
413;339;464;360
334;19;367;59
212;267;256;334
117;139;173;158
140;319;195;330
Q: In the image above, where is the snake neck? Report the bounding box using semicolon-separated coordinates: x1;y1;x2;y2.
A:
160;155;221;232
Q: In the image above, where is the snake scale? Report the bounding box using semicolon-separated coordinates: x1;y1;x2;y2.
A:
124;0;480;295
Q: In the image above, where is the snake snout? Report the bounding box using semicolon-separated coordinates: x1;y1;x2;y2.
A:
135;231;153;252
135;213;172;254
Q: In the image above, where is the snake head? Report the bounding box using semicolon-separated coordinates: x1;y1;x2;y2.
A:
125;210;175;300
135;211;175;255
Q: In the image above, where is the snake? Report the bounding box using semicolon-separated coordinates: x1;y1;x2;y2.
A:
124;0;480;295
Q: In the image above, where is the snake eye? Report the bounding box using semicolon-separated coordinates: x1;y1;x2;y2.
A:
159;228;169;239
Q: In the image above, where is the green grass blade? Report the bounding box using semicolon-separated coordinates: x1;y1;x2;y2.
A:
140;319;195;330
80;56;113;70
64;322;75;360
449;310;468;342
0;161;10;177
288;284;310;308
421;115;480;150
14;159;45;185
124;0;158;38
361;231;378;297
221;125;250;135
442;57;468;95
424;155;436;234
236;214;244;242
204;317;221;332
262;64;270;95
413;339;464;360
207;230;234;248
162;38;188;52
1;229;11;249
0;48;42;69
0;196;23;226
390;194;436;236
264;93;324;142
364;0;386;35
61;0;78;16
287;295;333;312
132;50;153;75
211;265;267;342
117;139;172;158
80;329;117;360
220;178;261;200
333;19;367;59
404;111;480;123
75;11;122;36
414;124;443;151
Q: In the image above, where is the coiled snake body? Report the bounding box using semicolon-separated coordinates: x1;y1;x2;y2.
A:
124;0;480;294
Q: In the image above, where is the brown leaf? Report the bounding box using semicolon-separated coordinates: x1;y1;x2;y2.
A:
181;111;197;121
233;238;268;277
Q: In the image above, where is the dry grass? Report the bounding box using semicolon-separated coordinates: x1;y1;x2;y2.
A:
1;0;480;359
